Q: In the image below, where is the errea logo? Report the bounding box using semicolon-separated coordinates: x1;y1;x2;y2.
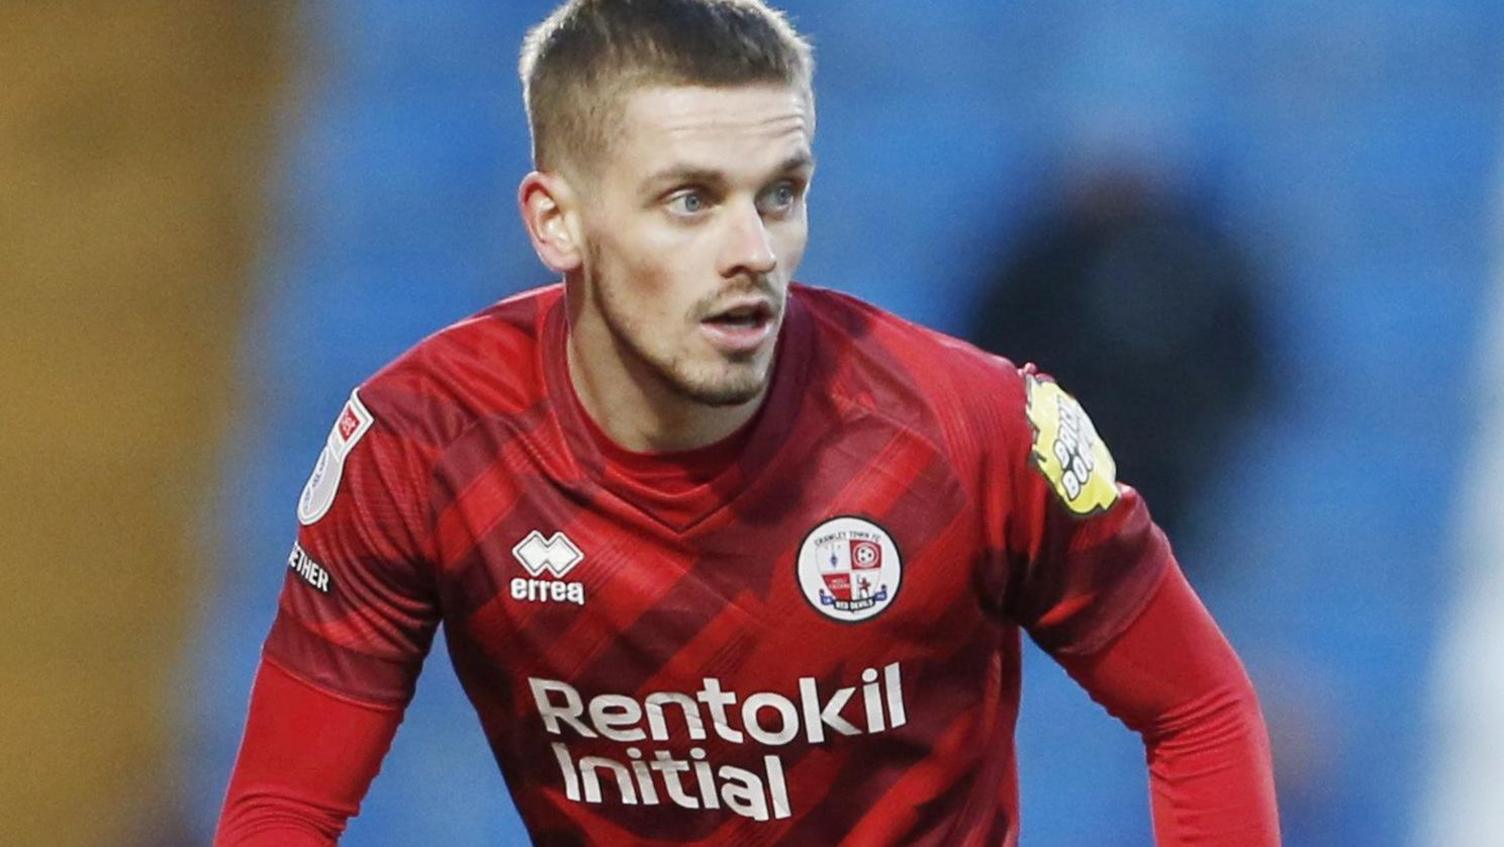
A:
511;530;586;605
513;530;583;577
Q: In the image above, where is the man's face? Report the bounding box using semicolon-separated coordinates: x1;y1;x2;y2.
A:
573;83;814;407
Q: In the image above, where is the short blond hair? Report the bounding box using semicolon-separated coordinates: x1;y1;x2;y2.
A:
520;0;814;175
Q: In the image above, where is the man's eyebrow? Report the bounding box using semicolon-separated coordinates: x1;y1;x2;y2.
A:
777;152;816;174
643;166;726;191
641;153;815;192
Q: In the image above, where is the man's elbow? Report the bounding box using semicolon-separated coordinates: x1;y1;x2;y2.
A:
1143;672;1270;753
214;792;347;847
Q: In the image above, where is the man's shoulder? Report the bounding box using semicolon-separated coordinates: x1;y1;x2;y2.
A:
795;284;1027;414
356;283;563;446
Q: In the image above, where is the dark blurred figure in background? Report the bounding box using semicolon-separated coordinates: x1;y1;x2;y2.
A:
971;167;1271;559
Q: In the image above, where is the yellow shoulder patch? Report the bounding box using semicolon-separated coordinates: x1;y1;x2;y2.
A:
1025;375;1120;516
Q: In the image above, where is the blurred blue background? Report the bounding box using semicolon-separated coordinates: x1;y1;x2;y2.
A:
187;1;1504;844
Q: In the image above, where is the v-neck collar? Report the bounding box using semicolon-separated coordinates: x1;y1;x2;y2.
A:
539;289;814;534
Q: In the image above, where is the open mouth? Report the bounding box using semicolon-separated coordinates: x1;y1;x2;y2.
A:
703;301;774;329
700;299;778;354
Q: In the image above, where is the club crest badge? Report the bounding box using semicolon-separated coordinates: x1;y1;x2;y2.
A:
796;516;902;623
298;389;374;525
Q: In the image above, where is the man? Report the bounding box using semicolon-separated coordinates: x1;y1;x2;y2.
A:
217;1;1281;844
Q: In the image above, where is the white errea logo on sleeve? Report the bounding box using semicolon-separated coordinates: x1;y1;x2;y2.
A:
511;530;586;605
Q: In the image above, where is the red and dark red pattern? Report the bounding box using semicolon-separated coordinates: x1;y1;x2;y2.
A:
261;284;1171;845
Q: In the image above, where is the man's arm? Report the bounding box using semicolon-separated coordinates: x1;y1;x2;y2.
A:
216;387;440;844
1054;565;1281;845
215;658;402;846
984;365;1278;841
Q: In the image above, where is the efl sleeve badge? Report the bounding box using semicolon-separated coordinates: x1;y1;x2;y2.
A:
1024;375;1120;516
297;388;375;525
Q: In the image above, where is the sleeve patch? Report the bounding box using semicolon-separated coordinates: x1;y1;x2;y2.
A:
287;541;335;593
1024;375;1120;516
297;388;375;525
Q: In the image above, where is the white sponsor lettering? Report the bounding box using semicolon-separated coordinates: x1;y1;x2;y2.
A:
530;678;597;738
286;542;332;593
531;663;908;822
590;694;646;742
742;693;799;746
645;691;707;741
550;743;792;822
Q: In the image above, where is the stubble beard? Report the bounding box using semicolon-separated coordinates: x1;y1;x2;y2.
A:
590;255;776;409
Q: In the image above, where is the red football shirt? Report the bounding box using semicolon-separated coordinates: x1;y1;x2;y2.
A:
265;283;1172;845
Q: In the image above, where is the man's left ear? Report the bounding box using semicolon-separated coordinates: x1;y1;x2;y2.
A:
518;171;583;274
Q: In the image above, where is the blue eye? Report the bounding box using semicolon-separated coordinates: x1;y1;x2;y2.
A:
669;191;705;215
760;182;798;213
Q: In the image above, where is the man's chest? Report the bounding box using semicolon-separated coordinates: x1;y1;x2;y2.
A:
432;416;992;690
422;408;1020;833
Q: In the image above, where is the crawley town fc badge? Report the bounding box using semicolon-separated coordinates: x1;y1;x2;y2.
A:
796;516;902;623
1024;374;1120;516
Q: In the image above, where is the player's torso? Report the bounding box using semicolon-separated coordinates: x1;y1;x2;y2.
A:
420;291;1021;845
437;421;1013;843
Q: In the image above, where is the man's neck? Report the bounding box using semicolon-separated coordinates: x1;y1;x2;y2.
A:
564;325;766;454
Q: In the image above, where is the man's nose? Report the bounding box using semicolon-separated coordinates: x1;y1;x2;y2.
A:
718;200;777;279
